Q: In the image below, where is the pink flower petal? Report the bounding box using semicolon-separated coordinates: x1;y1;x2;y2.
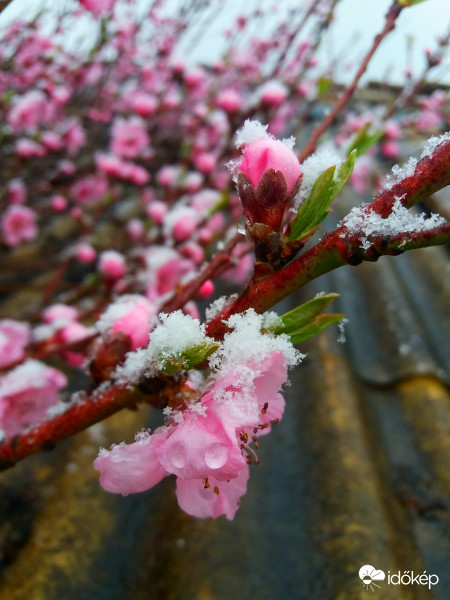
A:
94;433;167;494
158;411;246;481
176;463;249;520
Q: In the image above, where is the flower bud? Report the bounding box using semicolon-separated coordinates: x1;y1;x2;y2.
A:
239;137;301;194
237;137;301;233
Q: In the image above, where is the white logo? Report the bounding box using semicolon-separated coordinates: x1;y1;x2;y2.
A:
359;565;386;591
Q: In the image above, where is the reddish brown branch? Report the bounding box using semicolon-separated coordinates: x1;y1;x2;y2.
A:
205;139;450;337
298;1;404;162
0;384;152;470
161;231;244;313
0;140;448;472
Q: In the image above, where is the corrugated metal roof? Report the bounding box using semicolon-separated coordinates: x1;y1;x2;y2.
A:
0;199;449;600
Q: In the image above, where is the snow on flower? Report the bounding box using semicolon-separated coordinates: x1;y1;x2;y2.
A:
96;294;155;351
235;121;301;192
0;360;67;438
95;310;302;520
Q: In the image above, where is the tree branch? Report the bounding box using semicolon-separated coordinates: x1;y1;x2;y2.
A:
298;1;404;162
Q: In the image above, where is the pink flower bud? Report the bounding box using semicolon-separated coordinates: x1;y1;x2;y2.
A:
98;250;126;280
75;243;96;263
216;89;243;113
239;137;301;194
194;152;217;175
51;195;67;212
127;218;145;241
199;280;214;298
147;200;167;225
7;179;26;204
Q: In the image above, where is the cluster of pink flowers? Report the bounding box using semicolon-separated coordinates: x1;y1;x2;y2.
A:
95;310;302;519
0;0;447;523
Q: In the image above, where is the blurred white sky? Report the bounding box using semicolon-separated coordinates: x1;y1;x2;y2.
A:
1;0;449;85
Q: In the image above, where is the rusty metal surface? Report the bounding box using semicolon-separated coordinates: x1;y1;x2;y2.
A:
0;239;449;598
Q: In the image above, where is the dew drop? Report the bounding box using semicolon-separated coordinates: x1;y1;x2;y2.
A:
168;441;186;468
204;443;228;469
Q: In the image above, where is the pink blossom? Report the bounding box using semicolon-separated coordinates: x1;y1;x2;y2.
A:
97;295;155;350
95;433;167;494
381;141;400;159
51;195;68;212
128;92;158;117
79;0;115;15
0;360;67;438
0;320;30;368
64;120;86;155
75;243;97;264
8;90;49;132
71;176;108;205
180;242;204;265
94;350;289;519
127;218;145;241
184;171;203;193
176;464;249;520
164;206;199;242
194;152;217;175
43;303;79;324
98;250;126;280
146;200;167;225
157;165;181;188
258;80;288;107
198;280;214;298
42;131;64;152
58;322;95;367
415;110;441;132
216;89;243;113
6;179;26;204
52;85;71;105
384;121;401;140
239;136;301;193
1;205;38;247
16;139;46;158
111;117;150;159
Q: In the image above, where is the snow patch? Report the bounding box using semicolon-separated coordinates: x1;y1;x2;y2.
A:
340;198;446;249
295;145;343;208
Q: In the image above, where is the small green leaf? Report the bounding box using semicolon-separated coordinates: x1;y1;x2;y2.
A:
346;123;383;157
317;76;332;97
289;151;356;241
398;0;426;6
159;342;220;376
207;190;229;218
266;293;345;344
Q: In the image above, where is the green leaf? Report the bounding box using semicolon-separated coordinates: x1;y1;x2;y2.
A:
346;123;383;157
398;0;426;6
207;190;229;217
289;151;356;241
266;293;345;344
317;76;332;97
159;342;220;376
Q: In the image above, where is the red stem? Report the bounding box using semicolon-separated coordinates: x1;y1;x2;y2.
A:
0;139;448;471
298;1;404;162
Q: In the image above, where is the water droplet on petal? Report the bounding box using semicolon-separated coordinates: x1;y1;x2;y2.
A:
168;441;186;468
204;443;228;469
